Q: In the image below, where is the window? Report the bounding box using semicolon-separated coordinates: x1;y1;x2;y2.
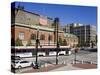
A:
19;32;24;40
20;61;28;63
59;36;61;39
31;34;36;40
40;34;45;40
48;35;52;41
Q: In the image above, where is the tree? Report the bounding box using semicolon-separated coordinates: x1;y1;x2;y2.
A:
15;38;23;46
91;41;94;48
59;38;63;46
26;40;32;46
77;43;81;47
63;39;67;46
96;35;97;44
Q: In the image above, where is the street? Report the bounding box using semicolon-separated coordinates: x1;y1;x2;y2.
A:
23;50;97;64
13;50;97;73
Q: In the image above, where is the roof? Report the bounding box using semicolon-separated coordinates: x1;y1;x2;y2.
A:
13;8;53;20
12;23;64;33
64;33;78;38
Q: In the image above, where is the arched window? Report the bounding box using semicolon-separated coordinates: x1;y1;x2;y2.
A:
40;34;45;40
31;34;36;40
48;35;52;41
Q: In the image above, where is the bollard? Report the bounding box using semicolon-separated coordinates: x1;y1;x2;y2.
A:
81;60;84;64
90;61;92;64
62;62;64;64
72;60;75;64
45;63;48;67
62;61;65;64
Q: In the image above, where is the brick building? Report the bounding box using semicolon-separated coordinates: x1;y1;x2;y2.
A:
11;6;78;47
11;6;79;57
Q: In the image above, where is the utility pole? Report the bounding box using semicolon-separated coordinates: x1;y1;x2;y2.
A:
54;18;60;65
35;28;39;69
74;48;78;64
48;33;50;45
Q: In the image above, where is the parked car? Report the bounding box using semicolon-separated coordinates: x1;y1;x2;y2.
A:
11;60;32;69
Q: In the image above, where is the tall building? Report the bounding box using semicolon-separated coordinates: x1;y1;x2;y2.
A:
62;23;97;47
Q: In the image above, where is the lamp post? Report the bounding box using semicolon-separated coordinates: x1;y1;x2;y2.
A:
35;27;39;69
48;33;50;46
54;17;60;65
74;48;78;64
74;49;76;64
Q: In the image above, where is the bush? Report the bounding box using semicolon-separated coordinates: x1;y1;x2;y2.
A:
15;38;23;46
62;39;67;46
59;39;67;46
26;40;32;46
59;38;63;46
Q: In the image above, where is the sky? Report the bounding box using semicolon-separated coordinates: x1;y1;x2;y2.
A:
12;2;97;26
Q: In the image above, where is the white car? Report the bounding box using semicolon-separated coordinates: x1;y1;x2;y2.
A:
12;60;32;69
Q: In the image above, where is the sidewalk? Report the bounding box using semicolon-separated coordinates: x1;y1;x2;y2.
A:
16;63;97;73
50;64;83;71
72;64;97;69
50;63;97;72
21;64;66;73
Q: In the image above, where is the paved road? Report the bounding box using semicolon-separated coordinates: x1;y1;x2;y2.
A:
14;50;97;73
23;50;97;64
50;64;83;71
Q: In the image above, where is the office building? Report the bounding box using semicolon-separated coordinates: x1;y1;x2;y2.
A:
62;23;97;47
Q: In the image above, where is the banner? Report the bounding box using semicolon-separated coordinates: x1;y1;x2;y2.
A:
39;15;47;25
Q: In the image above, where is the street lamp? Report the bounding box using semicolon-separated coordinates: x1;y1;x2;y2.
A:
74;48;78;64
48;33;50;46
35;27;39;69
54;17;60;65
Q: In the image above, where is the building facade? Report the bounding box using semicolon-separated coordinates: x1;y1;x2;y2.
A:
64;33;78;47
11;5;79;57
62;23;97;47
11;6;78;48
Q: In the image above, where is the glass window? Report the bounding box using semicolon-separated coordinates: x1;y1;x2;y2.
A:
40;34;45;40
20;61;28;63
19;32;24;40
48;35;52;41
31;34;36;40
